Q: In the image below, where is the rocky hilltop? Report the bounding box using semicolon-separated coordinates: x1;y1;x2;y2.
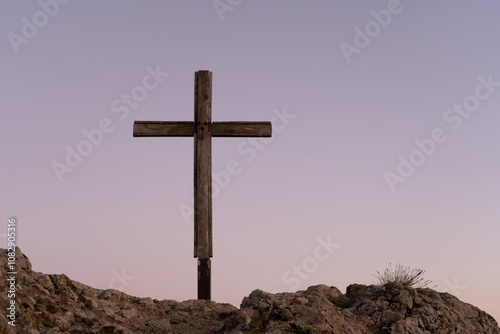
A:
1;248;499;334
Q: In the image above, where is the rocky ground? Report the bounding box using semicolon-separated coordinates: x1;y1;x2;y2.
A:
1;248;499;333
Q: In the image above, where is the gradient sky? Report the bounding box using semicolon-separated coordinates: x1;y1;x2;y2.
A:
2;0;500;323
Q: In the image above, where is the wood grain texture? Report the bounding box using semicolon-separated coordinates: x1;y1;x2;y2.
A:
194;71;213;259
210;122;272;137
133;121;195;137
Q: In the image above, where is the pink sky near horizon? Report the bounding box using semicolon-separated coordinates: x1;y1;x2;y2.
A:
1;0;500;323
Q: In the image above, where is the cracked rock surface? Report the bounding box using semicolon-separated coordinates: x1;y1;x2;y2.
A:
1;248;499;333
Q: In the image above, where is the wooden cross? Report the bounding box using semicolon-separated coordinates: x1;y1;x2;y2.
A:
133;71;272;300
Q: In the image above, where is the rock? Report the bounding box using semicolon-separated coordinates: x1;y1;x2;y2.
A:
1;247;499;333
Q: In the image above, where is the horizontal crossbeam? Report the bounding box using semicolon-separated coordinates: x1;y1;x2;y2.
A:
133;121;195;137
133;121;272;137
210;122;272;137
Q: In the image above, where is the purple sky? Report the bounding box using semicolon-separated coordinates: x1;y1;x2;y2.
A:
2;0;500;322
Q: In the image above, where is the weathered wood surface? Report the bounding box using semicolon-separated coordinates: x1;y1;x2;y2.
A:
198;258;211;300
133;121;195;137
210;122;272;137
194;71;213;260
133;121;272;137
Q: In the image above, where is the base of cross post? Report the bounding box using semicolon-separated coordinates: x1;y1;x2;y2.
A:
197;258;211;300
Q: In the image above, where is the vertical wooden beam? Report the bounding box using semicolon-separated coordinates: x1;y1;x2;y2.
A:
197;258;211;300
194;70;212;300
194;70;213;259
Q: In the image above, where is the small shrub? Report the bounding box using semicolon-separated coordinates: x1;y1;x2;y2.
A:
373;263;434;288
288;323;314;334
249;316;264;330
330;295;351;308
